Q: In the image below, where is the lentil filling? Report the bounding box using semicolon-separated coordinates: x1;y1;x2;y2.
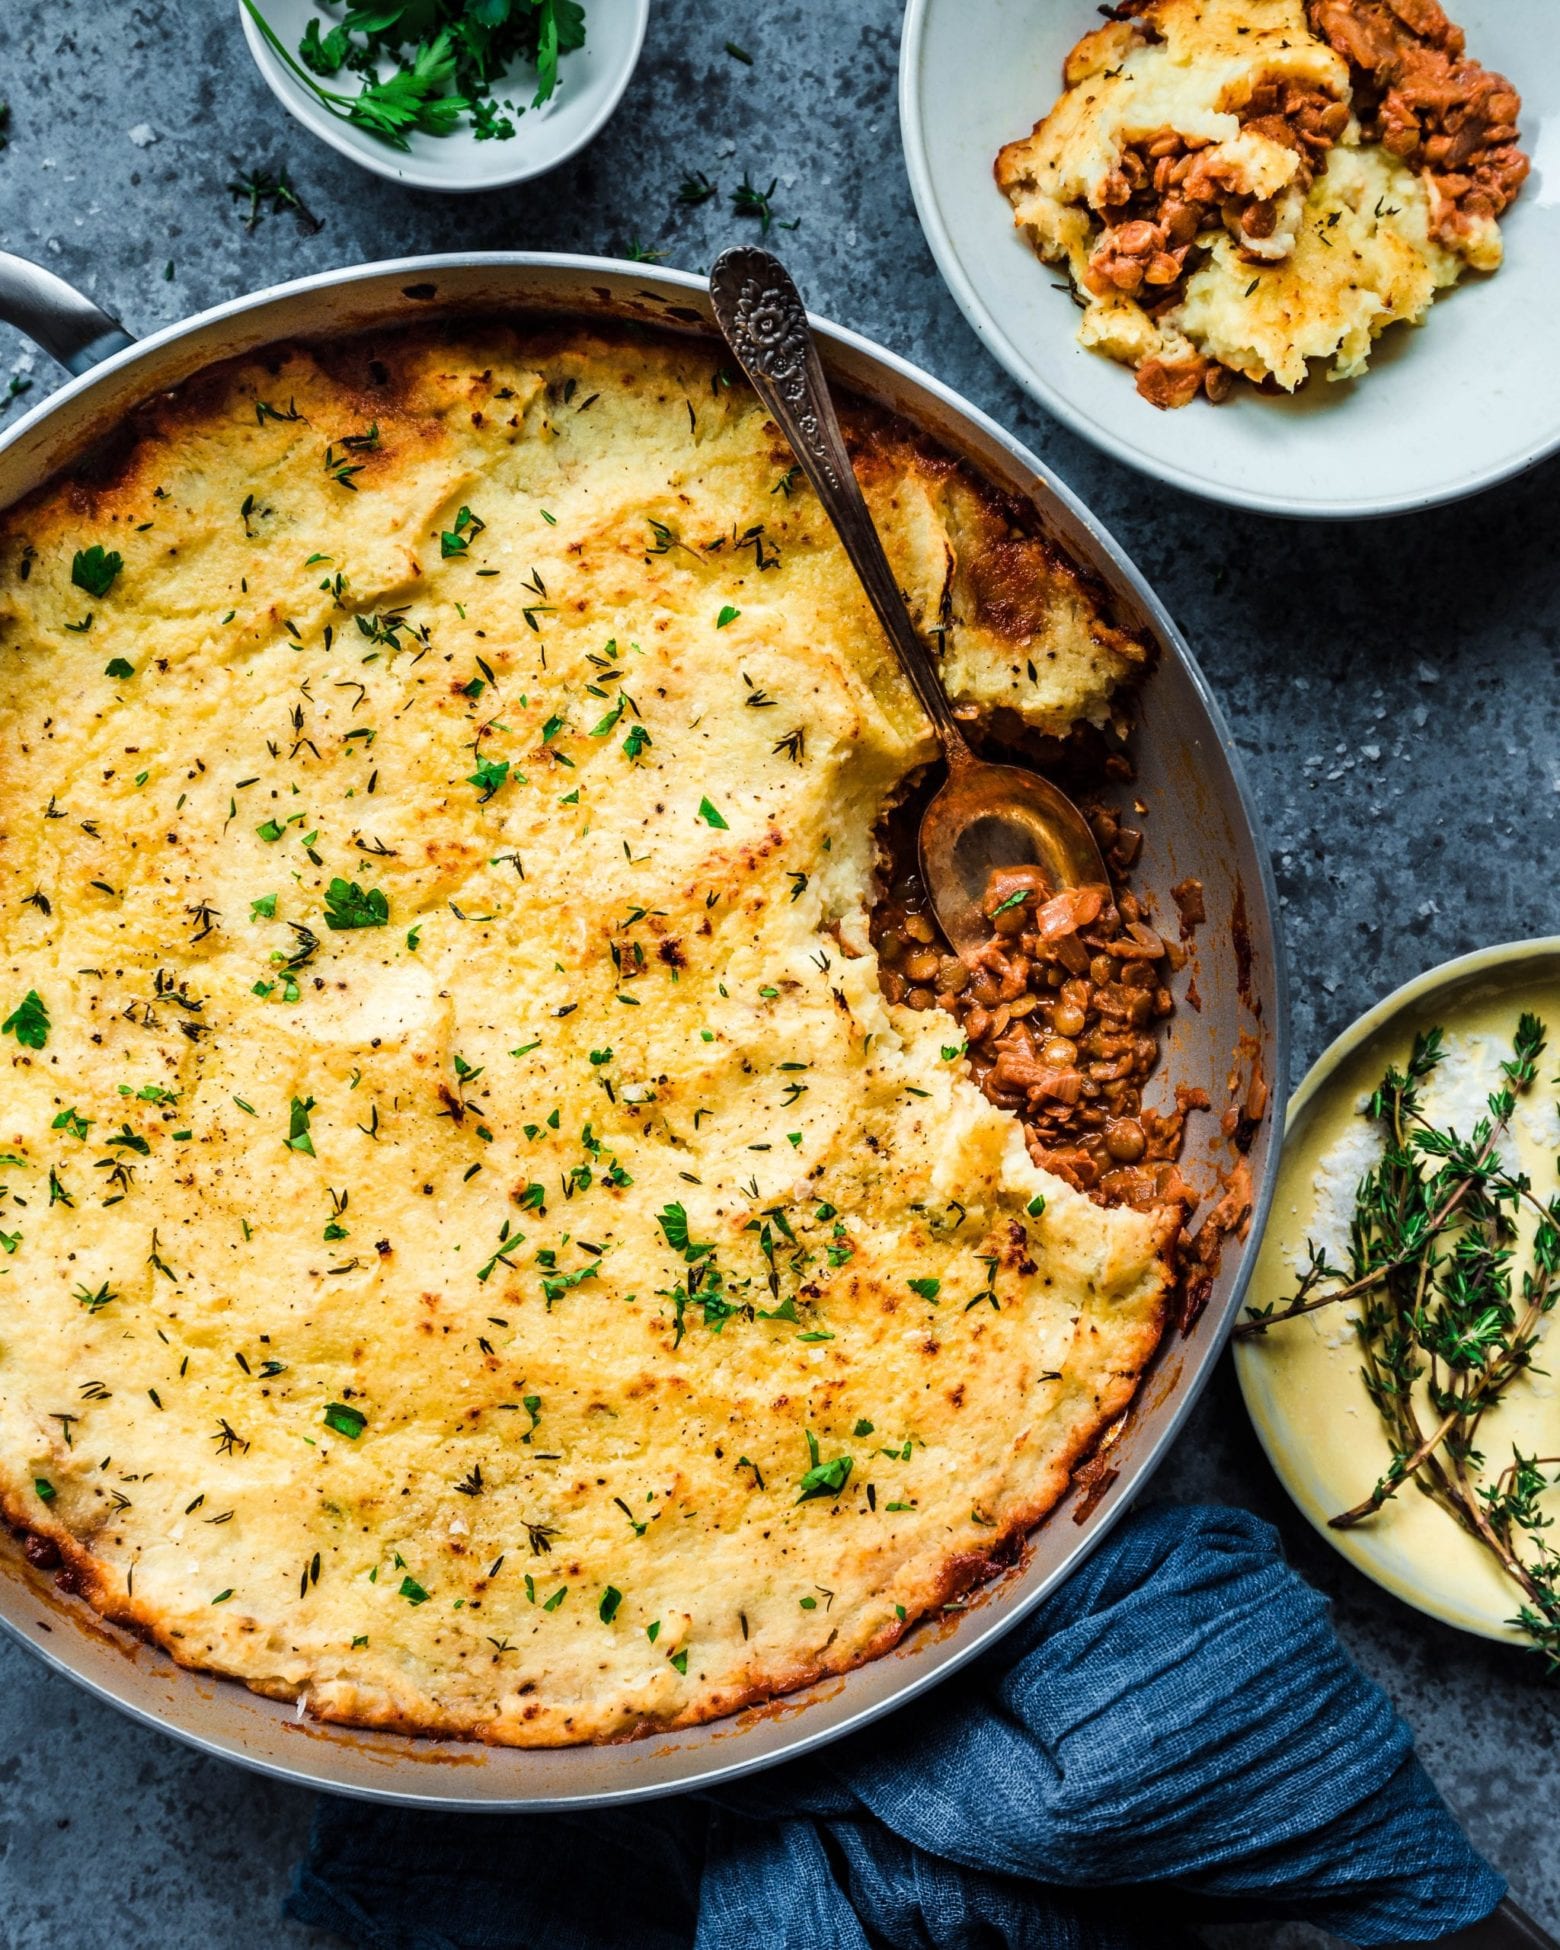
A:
871;799;1204;1212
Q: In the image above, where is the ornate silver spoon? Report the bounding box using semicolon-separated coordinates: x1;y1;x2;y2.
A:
708;245;1109;959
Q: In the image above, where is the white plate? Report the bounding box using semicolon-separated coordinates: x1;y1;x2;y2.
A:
1234;940;1560;1642
899;0;1560;519
240;0;649;193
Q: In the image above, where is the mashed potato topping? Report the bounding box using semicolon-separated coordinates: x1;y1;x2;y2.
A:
996;0;1527;406
0;324;1176;1744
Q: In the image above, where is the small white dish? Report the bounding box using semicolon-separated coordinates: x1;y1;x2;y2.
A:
1234;939;1560;1643
898;0;1560;519
240;0;649;194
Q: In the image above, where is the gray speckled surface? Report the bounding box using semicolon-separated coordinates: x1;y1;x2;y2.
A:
2;3;1558;1945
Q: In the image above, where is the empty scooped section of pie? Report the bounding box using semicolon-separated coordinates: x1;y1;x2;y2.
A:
994;0;1528;407
0;323;1184;1746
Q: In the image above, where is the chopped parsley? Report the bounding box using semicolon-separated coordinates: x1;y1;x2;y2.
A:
440;504;486;556
796;1429;853;1504
2;989;49;1049
324;1401;366;1439
324;877;389;930
467;756;511;802
71;545;122;599
285;1096;317;1156
696;796;728;830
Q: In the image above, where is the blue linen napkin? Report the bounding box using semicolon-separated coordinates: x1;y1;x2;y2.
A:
287;1504;1503;1949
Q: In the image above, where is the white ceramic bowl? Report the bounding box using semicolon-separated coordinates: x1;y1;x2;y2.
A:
239;0;649;193
899;0;1560;519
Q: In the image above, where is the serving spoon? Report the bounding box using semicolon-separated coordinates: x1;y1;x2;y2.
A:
708;245;1109;960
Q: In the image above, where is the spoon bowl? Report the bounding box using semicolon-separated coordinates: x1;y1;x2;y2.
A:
920;754;1110;959
708;244;1108;958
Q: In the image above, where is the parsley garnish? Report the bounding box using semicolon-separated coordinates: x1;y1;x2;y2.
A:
324;1402;366;1439
285;1096;317;1156
440;504;486;557
657;1202;714;1261
796;1429;853;1504
71;545;122;599
2;989;49;1049
467;756;511;803
599;1585;622;1623
696;796;728;830
242;0;587;149
324;877;389;930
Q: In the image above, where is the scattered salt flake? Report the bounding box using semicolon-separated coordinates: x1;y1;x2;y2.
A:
1361;744;1381;762
1419;1031;1512;1141
1517;1095;1560;1157
128;123;158;147
1416;660;1440;684
1292;1103;1382;1276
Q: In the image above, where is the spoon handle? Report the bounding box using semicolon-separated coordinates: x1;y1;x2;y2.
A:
709;246;970;761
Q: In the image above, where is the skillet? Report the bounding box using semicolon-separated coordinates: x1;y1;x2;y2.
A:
0;248;1286;1809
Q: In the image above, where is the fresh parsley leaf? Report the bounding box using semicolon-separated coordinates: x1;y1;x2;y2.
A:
2;989;49;1049
323;1401;366;1438
324;877;389;930
467;756;510;803
796;1428;853;1504
696;796;728;830
286;1095;317;1156
657;1201;714;1262
71;545;122;599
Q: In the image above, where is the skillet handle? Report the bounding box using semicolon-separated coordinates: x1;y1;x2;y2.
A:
0;250;135;376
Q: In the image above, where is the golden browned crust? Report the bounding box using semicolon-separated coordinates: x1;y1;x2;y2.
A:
0;321;1176;1744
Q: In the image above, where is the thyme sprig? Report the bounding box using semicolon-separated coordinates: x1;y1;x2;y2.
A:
1241;1014;1560;1668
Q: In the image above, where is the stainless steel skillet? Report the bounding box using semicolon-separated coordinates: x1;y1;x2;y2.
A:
0;250;1287;1810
